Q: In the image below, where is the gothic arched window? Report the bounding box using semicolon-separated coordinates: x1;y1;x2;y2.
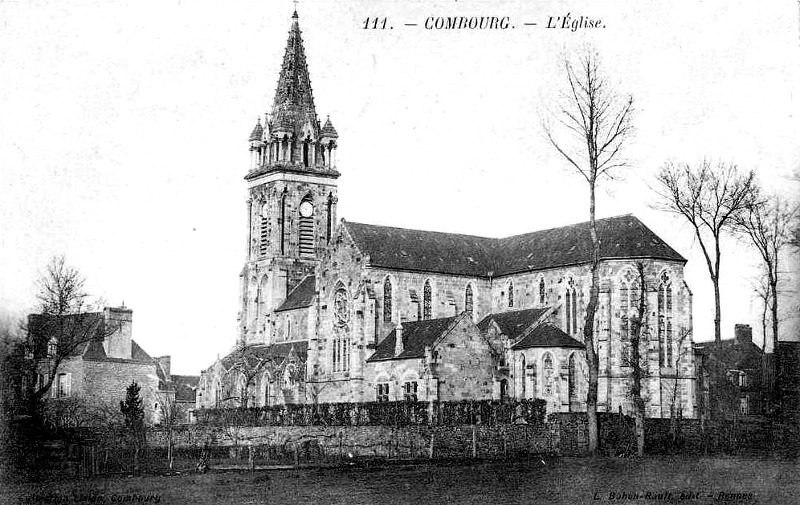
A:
542;353;555;396
568;353;578;410
508;281;514;308
658;272;674;367
465;283;474;316
326;193;334;244
383;276;393;323
298;194;315;257
423;280;432;320
539;278;546;305
259;201;269;256
280;190;288;255
571;288;578;334
519;354;526;398
565;289;572;335
620;282;629;342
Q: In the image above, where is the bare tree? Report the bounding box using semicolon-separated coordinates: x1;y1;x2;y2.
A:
157;391;181;471
654;161;757;343
667;327;693;441
751;273;772;350
626;262;648;457
25;256;120;410
543;48;635;454
226;340;269;408
736;195;798;412
735;196;798;366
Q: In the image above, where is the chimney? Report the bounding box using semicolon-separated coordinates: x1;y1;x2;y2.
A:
103;306;133;359
394;322;404;356
734;324;752;346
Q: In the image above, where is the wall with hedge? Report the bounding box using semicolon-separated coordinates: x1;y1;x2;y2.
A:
194;399;547;427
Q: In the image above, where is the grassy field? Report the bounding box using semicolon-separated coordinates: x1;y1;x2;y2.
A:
2;456;797;504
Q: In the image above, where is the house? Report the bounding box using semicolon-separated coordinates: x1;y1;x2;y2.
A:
694;324;768;419
26;306;175;426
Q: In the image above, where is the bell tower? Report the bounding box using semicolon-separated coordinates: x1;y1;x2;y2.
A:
240;10;339;345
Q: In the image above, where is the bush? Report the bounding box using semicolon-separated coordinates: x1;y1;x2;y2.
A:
195;398;547;428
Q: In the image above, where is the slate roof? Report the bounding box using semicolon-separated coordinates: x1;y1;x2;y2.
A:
171;375;200;402
511;324;585;350
477;308;550;339
27;312;106;359
344;215;685;278
249;119;263;141
367;316;459;362
695;338;764;371
220;341;308;369
321;116;338;138
345;223;496;277
275;275;316;312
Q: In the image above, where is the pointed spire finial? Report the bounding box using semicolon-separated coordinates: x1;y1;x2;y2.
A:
292;0;299;18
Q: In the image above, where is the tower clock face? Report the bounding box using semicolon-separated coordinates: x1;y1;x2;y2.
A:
261;203;269;218
299;201;314;218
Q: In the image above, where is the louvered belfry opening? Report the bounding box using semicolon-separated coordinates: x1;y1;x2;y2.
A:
259;210;269;256
299;196;315;257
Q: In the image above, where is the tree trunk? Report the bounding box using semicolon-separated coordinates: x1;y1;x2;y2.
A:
584;181;601;455
168;435;174;471
630;263;647;457
713;276;722;344
769;276;780;410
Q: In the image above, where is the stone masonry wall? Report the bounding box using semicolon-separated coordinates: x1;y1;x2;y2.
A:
82;359;159;424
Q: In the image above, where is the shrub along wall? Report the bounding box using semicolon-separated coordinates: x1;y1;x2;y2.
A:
595;412;800;458
194;399;546;428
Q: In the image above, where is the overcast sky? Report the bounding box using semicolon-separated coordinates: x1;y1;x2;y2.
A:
1;0;798;374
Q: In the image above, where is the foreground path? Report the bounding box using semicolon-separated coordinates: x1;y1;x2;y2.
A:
3;456;796;504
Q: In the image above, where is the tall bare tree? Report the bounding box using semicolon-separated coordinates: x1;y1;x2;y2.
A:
735;195;798;391
543;48;635;454
625;262;649;456
654;161;757;343
26;256;119;407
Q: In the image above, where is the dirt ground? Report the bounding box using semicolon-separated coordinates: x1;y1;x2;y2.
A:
2;455;797;504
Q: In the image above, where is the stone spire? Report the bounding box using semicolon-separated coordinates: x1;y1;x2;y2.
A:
271;11;318;136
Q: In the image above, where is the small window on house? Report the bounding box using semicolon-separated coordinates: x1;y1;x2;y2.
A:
56;373;71;398
47;338;57;358
739;396;748;415
376;383;390;402
403;381;418;402
739;373;747;388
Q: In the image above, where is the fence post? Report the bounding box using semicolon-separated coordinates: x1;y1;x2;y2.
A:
472;425;477;459
429;432;435;459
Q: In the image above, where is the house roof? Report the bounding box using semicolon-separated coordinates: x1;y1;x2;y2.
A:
170;375;200;402
275;275;316;312
477;308;550;339
511;324;585;350
367;316;459;362
344;215;685;278
27;312;106;358
695;339;764;371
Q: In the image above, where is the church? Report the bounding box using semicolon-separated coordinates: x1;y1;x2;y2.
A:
197;11;697;419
